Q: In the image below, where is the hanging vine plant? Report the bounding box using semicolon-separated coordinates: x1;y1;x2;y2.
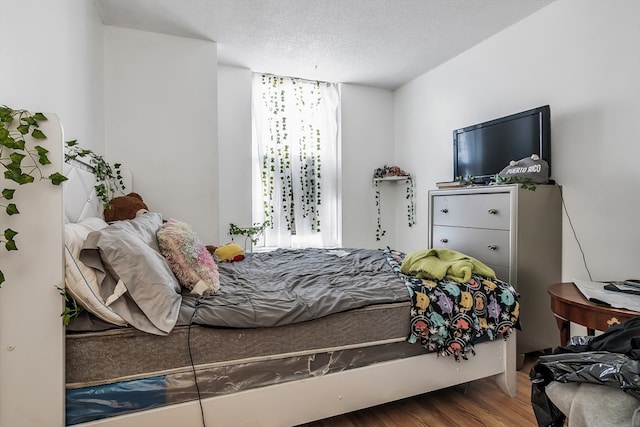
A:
259;74;326;235
229;221;270;251
64;140;125;206
406;175;416;227
294;80;323;232
372;165;416;241
374;179;386;241
0;106;68;286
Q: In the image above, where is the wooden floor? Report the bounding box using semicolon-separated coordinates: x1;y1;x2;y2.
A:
298;353;542;427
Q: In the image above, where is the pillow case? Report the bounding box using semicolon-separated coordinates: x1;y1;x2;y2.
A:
64;217;127;326
80;212;182;335
157;219;220;295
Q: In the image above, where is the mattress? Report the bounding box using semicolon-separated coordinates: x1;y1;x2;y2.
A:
66;300;412;387
65;300;422;425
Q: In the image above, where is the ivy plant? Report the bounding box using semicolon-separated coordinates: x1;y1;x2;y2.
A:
495;174;537;191
0;106;68;286
65;140;125;206
259;74;324;235
57;286;84;326
373;165;415;241
229;221;270;250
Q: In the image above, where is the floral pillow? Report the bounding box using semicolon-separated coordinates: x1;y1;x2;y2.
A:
157;219;220;295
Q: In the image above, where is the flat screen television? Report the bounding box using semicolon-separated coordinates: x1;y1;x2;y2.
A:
453;105;550;184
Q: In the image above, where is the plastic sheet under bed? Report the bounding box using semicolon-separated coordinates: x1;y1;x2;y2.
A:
65;341;425;425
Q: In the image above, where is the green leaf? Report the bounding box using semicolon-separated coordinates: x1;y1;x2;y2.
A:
34;145;48;155
36;145;51;165
38;155;51;165
0;270;4;285
12;138;25;150
6;204;18;215
49;172;68;185
2;188;15;200
4;227;18;251
31;128;46;139
4;170;34;185
9;151;26;166
33;112;47;121
17;124;29;134
22;116;36;126
4;228;18;241
4;169;20;182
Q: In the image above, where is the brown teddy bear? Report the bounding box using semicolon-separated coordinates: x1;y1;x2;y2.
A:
104;192;149;222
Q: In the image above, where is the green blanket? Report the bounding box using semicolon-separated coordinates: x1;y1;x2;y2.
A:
400;248;496;283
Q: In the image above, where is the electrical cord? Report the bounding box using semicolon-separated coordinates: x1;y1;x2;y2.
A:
560;188;593;281
188;298;206;427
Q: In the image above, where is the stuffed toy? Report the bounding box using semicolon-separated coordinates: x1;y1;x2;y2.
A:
498;154;549;184
104;192;149;222
213;243;245;262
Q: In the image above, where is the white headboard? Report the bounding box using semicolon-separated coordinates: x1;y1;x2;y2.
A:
63;159;132;223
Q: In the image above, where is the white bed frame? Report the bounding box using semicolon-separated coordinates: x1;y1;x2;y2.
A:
0;114;516;427
81;339;516;427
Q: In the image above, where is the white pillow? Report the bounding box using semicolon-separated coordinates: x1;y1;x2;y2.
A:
64;217;127;325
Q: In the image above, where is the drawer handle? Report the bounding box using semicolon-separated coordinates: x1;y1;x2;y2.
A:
487;245;497;251
440;208;448;214
440;238;449;243
488;209;498;215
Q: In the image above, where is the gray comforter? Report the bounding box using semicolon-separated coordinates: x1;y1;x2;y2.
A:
77;213;409;334
178;248;410;328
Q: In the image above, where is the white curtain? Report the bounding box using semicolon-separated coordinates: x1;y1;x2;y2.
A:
252;73;340;248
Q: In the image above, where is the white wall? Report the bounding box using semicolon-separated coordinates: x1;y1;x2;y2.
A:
341;84;396;249
217;65;253;242
394;0;640;280
104;26;219;243
0;0;105;154
0;2;104;425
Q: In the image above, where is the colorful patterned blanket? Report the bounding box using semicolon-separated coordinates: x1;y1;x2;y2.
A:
383;248;521;361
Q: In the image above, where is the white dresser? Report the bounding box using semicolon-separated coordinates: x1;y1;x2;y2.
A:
428;184;562;355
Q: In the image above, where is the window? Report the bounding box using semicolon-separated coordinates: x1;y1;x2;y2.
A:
252;74;340;248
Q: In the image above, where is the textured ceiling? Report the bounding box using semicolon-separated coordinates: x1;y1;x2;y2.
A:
94;0;555;90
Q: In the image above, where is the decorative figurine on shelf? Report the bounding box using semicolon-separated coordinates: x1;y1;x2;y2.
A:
373;165;410;179
372;165;415;241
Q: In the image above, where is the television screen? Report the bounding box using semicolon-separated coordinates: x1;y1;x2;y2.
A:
453;105;550;184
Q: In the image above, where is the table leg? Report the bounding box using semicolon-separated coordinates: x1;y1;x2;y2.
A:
554;316;570;347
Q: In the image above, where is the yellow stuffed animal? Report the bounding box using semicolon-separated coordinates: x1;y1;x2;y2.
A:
212;243;245;262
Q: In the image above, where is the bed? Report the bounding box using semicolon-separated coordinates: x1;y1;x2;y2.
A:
62;156;520;427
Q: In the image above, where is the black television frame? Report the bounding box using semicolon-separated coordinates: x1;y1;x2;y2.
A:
452;105;551;184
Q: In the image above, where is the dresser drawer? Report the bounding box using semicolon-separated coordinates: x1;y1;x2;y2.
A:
432;193;510;230
487;264;510;284
431;225;510;268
